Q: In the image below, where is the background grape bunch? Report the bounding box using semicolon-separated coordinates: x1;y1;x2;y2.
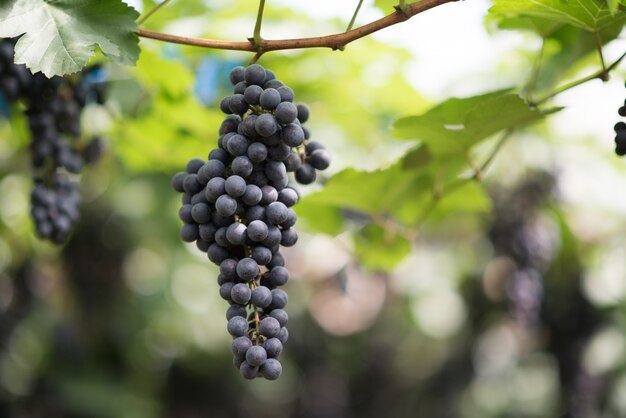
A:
614;82;626;156
171;64;331;380
0;39;107;244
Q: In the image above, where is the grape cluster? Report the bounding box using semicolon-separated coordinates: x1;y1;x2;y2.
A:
0;38;107;243
172;64;331;380
614;82;626;156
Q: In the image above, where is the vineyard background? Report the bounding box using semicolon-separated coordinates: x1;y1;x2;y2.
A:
1;0;626;416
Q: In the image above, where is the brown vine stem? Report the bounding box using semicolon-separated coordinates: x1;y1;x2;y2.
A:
137;0;458;52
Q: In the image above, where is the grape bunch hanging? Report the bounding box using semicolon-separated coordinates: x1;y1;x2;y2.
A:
614;82;626;156
172;64;331;380
0;38;106;244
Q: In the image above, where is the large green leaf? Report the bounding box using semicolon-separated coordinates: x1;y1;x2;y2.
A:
489;0;625;32
392;91;557;155
0;0;139;76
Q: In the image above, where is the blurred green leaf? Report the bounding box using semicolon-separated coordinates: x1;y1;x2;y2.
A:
0;0;139;76
489;0;625;32
393;91;558;155
295;201;344;235
354;224;411;270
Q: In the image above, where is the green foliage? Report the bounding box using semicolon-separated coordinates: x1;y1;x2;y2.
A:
489;0;624;32
0;0;139;76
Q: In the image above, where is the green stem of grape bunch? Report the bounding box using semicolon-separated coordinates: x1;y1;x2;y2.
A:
253;0;266;49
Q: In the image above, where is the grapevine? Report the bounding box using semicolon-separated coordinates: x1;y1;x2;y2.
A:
171;64;331;380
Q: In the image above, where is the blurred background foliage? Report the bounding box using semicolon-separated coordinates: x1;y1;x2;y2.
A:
1;0;626;416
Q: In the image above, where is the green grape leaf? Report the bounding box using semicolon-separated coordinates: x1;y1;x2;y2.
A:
392;91;559;155
354;224;411;271
0;0;139;77
295;202;344;235
373;0;399;13
489;0;624;32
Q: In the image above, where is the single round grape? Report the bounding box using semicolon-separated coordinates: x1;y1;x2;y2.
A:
226;222;247;245
215;194;238;217
275;102;298;125
260;358;282;380
255;113;278;137
260;88;281;110
615;122;626;132
198;160;226;184
208;243;230;264
178;204;193;223
227;316;249;337
277;86;294;102
231;283;252;305
205;178;225;202
219;282;235;301
263;338;283;358
296;103;309;123
280;228;298;246
226;134;249;156
247;220;269;242
219;115;241;134
233;81;248;94
180;223;199;242
259;317;281;338
252;245;273;265
227;305;247;321
265;161;287;183
240;361;259;380
269;266;289;287
280;123;305;147
251;286;272;308
237;258;260;281
230;66;245;85
229;93;249;115
269;309;288;327
191;203;211;223
278;188;299;207
266;201;289;225
214;227;229;247
245;64;266;86
171;172;187;192
232;335;253;357
245;345;267;367
247;142;268;162
244;84;263;105
242;184;263;206
220;258;238;281
232;156;254;178
308;148;332;170
220;96;232;114
199;223;217;242
260;185;278;206
295;163;317;184
209;148;229;163
277;327;289;344
186;158;205;174
183;174;203;194
270;289;288;309
225;175;247;197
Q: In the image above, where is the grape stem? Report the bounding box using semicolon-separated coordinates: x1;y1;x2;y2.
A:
137;0;458;53
253;0;266;49
136;0;172;25
345;0;365;33
530;50;626;107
